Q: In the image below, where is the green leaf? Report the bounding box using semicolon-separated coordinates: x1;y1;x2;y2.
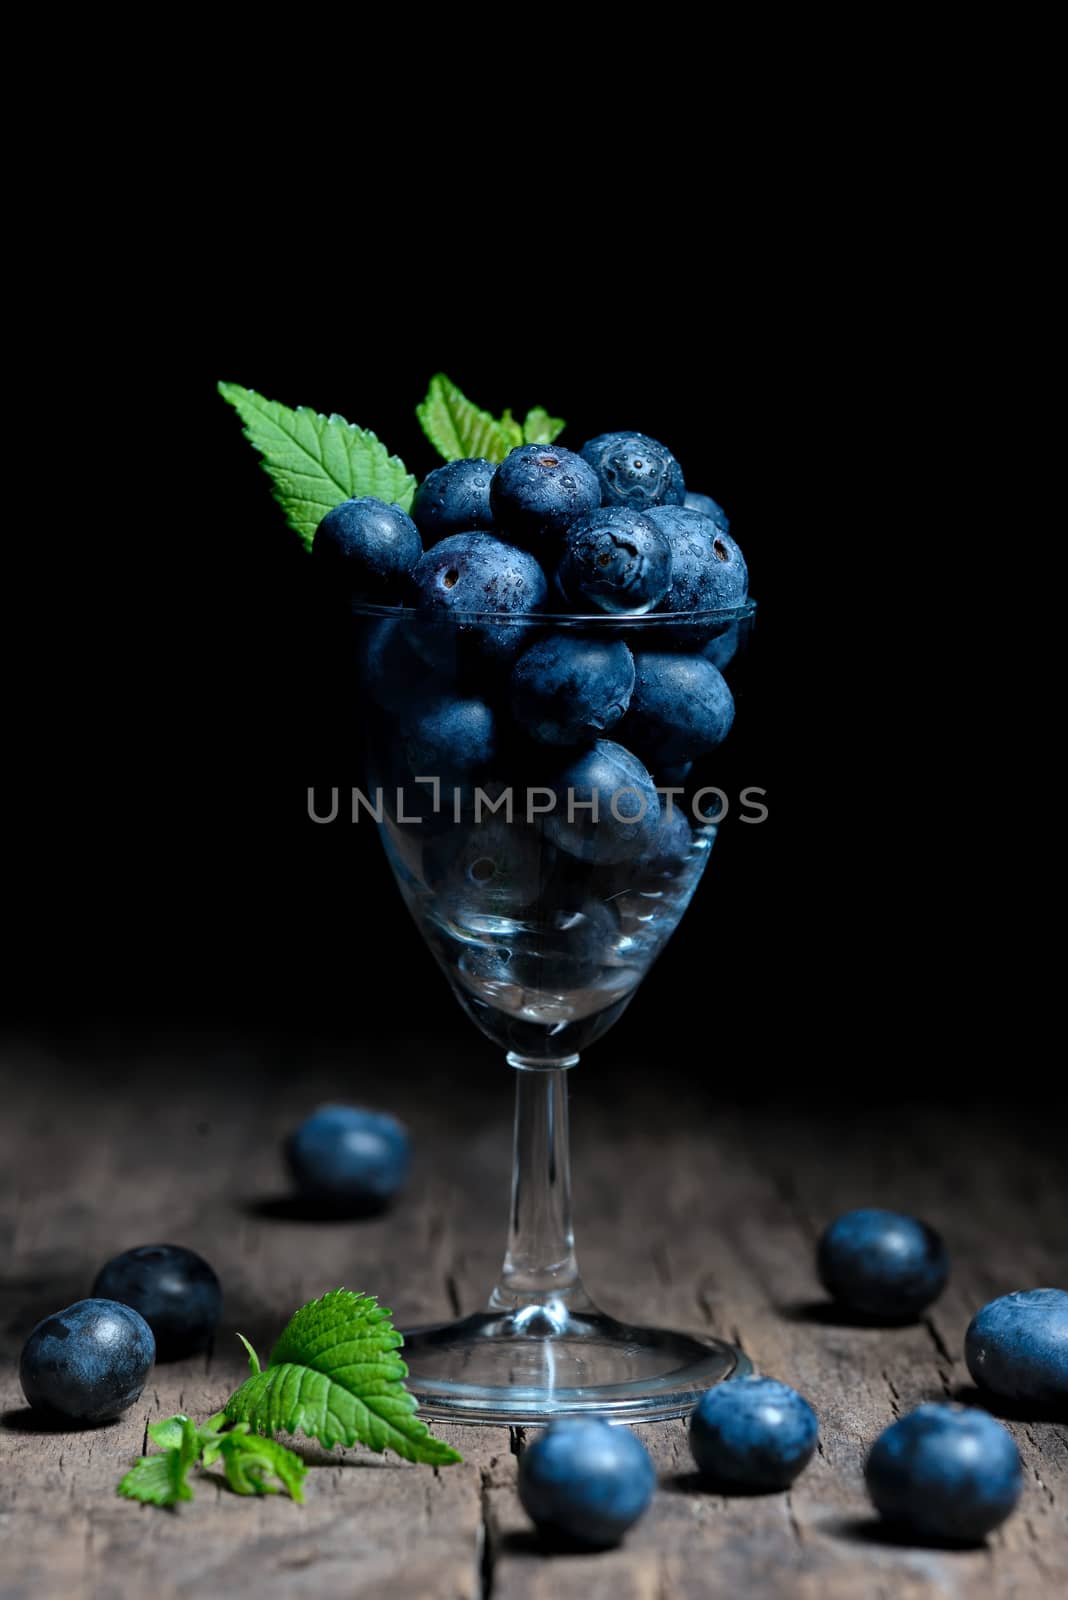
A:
236;1332;262;1374
224;1289;461;1467
117;1416;199;1506
522;406;566;446
218;382;417;551
212;1432;307;1501
416;373;518;465
147;1414;189;1450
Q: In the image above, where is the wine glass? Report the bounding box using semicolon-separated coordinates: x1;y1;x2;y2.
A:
353;601;756;1422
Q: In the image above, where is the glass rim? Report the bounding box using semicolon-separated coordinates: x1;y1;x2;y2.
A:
350;597;757;627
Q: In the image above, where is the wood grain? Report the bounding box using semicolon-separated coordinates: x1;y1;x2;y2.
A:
1;1034;1064;1598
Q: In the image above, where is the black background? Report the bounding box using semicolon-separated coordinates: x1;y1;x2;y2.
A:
6;238;973;1089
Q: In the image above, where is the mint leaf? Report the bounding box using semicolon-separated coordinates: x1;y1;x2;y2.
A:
224;1289;461;1467
210;1431;307;1501
218;382;417;551
117;1415;199;1506
522;406;566;446
416;373;519;465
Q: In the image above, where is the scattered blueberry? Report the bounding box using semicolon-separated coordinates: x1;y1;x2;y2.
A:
619;653;735;767
92;1245;222;1361
556;506;673;615
690;1376;818;1489
20;1299;155;1422
312;497;422;600
683;489;731;533
544;739;661;864
411;457;496;543
580;431;685;510
406;695;496;774
518;1418;656;1548
965;1288;1068;1411
647;505;749;613
865;1404;1022;1543
818;1209;949;1320
408;532;548;664
286;1104;410;1212
510;636;635;745
490;443;601;549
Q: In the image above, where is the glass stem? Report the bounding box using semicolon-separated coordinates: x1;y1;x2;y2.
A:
487;1055;595;1320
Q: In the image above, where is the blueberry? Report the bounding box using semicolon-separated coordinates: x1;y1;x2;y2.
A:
965;1288;1068;1411
20;1299;155;1422
411;457;496;543
647;505;749;612
406;695;496;774
409;533;548;664
690;1376;818;1490
683;490;731;533
703;621;741;673
312;497;422;600
92;1245;222;1361
818;1209;949;1320
359;617;439;716
618;654;735;767
556;506;673;615
518;1418;655;1549
865;1404;1022;1543
461;900;619;994
580;431;685;510
425;817;545;918
510;636;635;746
543;739;661;864
286;1104;410;1212
490;443;601;550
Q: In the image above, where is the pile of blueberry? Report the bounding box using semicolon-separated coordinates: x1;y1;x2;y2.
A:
315;433;751;834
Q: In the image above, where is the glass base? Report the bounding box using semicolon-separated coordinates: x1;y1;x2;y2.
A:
401;1307;751;1424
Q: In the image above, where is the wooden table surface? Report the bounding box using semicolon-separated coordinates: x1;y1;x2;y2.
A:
1;1032;1065;1599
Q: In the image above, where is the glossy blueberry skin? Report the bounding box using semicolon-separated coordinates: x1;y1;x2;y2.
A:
510;636;635;746
544;739;661;864
580;431;685;511
312;497;422;600
818;1209;949;1320
619;654;735;768
20;1299;155;1422
286;1105;410;1210
490;443;601;549
965;1289;1068;1410
690;1377;819;1489
412;458;496;544
406;695;496;774
408;533;548;665
556;506;673;615
92;1245;222;1361
866;1404;1023;1542
647;505;749;612
683;490;731;533
519;1418;656;1548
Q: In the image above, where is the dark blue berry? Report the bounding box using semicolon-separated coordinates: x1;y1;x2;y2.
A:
490;444;600;550
703;621;741;672
690;1377;819;1489
411;458;496;543
965;1289;1068;1410
647;505;749;613
580;431;685;510
556;506;673;615
312;497;422;600
510;636;635;745
865;1404;1022;1543
426;816;544;916
20;1299;155;1422
544;740;661;864
461;900;619;994
406;695;496;774
286;1105;410;1212
92;1245;222;1361
359;617;440;716
818;1209;949;1320
683;490;731;533
409;533;548;664
518;1418;655;1549
618;654;735;767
